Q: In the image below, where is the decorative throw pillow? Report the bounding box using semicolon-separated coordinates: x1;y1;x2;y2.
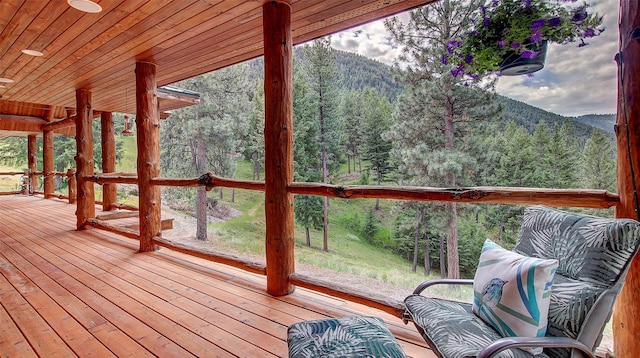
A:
472;240;558;355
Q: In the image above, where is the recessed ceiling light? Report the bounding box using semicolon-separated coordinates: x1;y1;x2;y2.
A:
0;78;14;83
22;49;44;57
67;0;102;13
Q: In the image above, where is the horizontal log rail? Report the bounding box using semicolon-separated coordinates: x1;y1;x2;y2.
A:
150;172;266;192
87;219;140;240
289;273;405;318
88;174;139;185
123;171;620;209
152;236;267;275
288;183;620;209
0;171;26;176
95;211;139;220
0;191;20;195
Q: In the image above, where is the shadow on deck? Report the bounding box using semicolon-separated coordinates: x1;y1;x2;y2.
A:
0;195;432;357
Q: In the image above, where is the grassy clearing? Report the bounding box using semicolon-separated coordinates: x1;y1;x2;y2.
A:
202;160;440;296
0;165;22;192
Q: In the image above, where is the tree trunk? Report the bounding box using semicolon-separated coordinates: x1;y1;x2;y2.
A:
323;196;329;252
444;89;460;279
305;227;311;247
412;208;423;273
375;168;381;210
195;139;208;241
423;233;430;276
439;235;446;278
320;89;329;252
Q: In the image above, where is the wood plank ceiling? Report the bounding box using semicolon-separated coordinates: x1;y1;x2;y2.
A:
0;0;435;138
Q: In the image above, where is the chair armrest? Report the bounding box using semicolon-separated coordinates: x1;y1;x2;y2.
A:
412;278;474;295
476;336;595;358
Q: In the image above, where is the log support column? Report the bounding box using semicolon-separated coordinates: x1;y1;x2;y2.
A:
43;129;54;197
614;1;640;356
135;61;161;252
27;135;37;194
263;1;295;296
101;111;117;210
75;89;95;229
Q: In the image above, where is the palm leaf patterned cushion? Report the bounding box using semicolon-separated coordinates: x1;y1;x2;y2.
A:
287;316;407;358
472;239;558;355
404;296;550;358
514;206;640;348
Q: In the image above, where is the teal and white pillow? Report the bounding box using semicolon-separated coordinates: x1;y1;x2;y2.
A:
473;240;558;355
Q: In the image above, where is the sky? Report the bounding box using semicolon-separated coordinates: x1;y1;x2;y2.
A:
330;0;618;117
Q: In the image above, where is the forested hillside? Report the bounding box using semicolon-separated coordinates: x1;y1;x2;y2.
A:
0;45;618;279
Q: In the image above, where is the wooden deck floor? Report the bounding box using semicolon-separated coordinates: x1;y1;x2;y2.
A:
0;196;433;357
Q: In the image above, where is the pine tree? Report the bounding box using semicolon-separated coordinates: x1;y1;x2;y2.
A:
161;64;252;240
385;0;499;279
545;124;578;188
582;129;616;191
293;67;324;246
302;38;344;252
361;88;393;210
340;90;364;174
246;82;265;180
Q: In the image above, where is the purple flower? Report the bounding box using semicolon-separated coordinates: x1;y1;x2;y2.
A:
450;64;465;77
441;54;448;65
447;40;460;54
511;42;521;49
531;19;546;32
520;50;539;59
583;28;596;38
465;54;473;64
523;0;532;8
480;5;487;14
572;6;588;22
497;40;507;47
548;17;561;28
530;31;542;43
483;17;491;26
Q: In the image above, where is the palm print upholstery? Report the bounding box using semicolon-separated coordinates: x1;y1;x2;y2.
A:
404;206;640;358
288;316;407;358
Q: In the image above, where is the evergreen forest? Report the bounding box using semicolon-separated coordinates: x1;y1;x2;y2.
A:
0;38;617;281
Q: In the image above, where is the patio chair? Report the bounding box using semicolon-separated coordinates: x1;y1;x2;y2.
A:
403;205;640;358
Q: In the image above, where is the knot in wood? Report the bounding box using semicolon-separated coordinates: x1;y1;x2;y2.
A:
334;186;349;198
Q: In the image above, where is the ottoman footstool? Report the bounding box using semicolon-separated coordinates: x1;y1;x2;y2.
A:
287;316;408;357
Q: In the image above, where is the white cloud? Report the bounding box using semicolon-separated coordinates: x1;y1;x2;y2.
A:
331;0;619;117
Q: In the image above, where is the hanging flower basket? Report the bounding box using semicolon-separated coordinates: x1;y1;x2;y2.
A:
499;40;548;76
444;0;604;79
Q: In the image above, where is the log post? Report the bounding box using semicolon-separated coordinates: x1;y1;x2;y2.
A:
67;168;76;204
263;1;295;296
43;129;54;198
27;135;37;194
75;89;95;229
614;1;640;355
135;61;161;252
101;111;117;210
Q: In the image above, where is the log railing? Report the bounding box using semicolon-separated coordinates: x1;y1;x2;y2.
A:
82;170;621;317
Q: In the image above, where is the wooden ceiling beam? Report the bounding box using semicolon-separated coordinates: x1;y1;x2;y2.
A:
0;115;46;132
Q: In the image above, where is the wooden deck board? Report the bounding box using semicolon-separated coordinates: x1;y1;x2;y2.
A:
0;196;433;357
